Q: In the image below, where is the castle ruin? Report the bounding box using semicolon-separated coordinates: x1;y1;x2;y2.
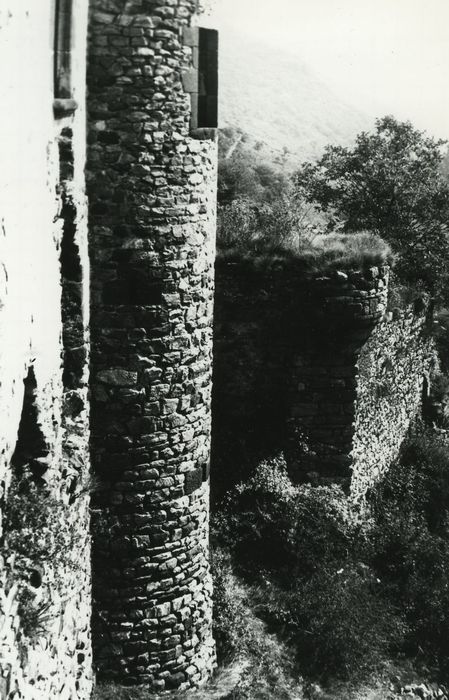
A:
0;1;435;698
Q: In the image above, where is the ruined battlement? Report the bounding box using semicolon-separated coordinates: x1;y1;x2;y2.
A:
212;258;434;500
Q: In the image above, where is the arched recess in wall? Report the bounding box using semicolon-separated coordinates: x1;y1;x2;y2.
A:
11;365;49;484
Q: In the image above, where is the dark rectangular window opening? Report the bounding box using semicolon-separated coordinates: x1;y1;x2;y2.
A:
197;28;218;129
54;0;73;99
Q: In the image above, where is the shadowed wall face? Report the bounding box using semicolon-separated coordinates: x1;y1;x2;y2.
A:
212;259;434;501
87;0;217;691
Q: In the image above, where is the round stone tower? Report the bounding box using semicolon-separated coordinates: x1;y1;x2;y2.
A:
86;0;217;691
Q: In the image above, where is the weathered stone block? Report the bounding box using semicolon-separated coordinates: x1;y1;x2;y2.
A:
181;69;199;93
97;369;138;386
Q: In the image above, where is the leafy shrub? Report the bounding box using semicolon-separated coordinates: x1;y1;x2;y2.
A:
3;479;69;563
370;429;449;539
433;309;449;372
217;194;326;254
288;483;355;577
211;545;305;699
215;456;355;578
217;127;291;205
231;632;304;700
292;566;402;680
404;533;449;673
217;198;259;250
369;510;449;677
367;428;449;676
211;546;254;663
214;456;401;681
427;371;449;428
256;564;404;682
215;455;296;563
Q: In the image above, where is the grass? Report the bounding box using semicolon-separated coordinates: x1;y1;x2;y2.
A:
217;230;392;274
294;231;393;271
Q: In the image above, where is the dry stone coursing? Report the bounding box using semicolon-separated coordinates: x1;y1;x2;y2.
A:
212;257;313;498
289;265;390;486
0;1;92;698
87;0;217;691
397;683;449;699
351;298;436;500
212;257;433;499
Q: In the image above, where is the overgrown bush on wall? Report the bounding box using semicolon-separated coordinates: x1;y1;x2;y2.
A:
1;476;82;639
216;126;332;257
294;116;449;303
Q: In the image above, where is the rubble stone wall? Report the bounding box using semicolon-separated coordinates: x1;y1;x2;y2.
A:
87;0;217;691
351;301;435;500
0;1;92;698
213;257;433;500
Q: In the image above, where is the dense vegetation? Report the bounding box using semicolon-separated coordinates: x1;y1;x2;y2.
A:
218;117;449;300
295;117;449;302
212;429;449;695
212;117;449;696
217;126;328;256
95;118;449;698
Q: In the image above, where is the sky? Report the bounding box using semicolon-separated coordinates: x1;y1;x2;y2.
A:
203;0;449;141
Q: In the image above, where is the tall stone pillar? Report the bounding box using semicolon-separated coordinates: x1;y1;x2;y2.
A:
87;0;217;691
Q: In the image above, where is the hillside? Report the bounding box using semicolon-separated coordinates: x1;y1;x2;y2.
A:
218;30;373;168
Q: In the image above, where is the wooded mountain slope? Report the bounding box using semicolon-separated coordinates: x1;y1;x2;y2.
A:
218;30;373;168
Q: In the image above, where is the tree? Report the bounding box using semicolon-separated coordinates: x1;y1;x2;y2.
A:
217;127;330;252
216;194;326;252
295;116;449;300
218;127;291;205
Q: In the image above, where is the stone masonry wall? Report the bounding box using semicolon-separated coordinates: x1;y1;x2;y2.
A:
213;257;432;500
212;257;310;498
288;265;389;486
351;300;435;500
0;2;92;698
87;0;217;691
